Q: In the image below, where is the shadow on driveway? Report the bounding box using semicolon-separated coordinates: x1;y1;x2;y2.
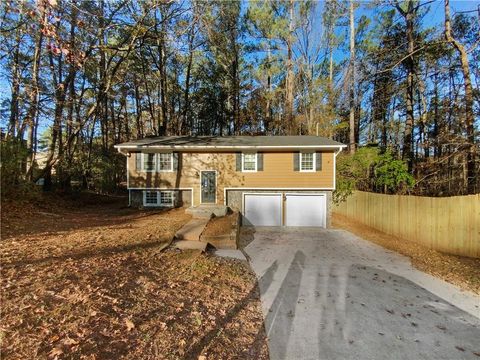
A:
247;228;480;360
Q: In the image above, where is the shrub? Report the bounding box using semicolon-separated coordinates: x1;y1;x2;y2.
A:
334;147;415;204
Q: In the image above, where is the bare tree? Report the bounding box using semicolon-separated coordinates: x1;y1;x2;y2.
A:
349;0;355;153
444;0;476;193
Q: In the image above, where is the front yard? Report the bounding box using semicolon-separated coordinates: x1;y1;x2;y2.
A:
0;193;268;359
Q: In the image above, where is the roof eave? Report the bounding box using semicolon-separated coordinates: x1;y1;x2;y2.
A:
114;144;347;152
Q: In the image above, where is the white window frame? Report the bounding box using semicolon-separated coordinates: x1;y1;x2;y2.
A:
143;190;174;207
157;153;173;172
143;190;159;206
300;152;316;172
242;153;257;172
142;153;157;173
159;191;174;206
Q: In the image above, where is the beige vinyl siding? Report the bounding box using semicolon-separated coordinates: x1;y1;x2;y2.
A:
128;151;335;206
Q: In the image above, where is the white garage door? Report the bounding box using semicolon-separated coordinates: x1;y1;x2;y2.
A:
285;194;326;227
244;194;282;226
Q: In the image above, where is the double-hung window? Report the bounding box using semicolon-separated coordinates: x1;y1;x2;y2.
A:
143;154;156;172
141;153;173;172
300;152;315;172
158;153;173;172
242;153;257;172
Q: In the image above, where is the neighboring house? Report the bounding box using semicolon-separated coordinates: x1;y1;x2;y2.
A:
114;136;346;228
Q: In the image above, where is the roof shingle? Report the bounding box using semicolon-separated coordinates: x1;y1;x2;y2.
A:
115;136;345;150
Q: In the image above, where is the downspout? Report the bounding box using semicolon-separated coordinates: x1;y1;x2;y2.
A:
333;146;345;190
117;147;132;207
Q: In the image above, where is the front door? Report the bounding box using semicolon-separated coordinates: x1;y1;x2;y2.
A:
201;171;216;204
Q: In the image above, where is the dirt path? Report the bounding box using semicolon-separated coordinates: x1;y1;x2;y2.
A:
1;193;269;359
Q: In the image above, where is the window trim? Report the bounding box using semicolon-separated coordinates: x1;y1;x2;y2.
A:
143;190;159;206
157;152;174;173
159;191;174;206
142;153;157;173
140;153;174;172
242;152;257;172
143;190;174;207
300;152;316;172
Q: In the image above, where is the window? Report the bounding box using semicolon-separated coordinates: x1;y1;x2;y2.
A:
143;191;174;206
300;152;315;172
144;191;159;206
143;154;156;172
242;153;257;172
158;153;173;172
159;191;174;206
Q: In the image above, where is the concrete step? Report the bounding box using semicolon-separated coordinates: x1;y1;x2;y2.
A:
214;249;247;261
175;240;209;252
175;218;209;241
186;205;228;219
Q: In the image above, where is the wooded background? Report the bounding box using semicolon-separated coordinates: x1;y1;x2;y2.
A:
1;0;478;196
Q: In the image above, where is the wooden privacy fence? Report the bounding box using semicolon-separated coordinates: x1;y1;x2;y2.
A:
334;191;480;258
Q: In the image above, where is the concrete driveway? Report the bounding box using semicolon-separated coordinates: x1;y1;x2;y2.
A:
244;227;480;360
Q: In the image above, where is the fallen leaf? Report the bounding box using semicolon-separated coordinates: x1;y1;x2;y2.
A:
48;347;63;359
63;337;79;346
125;318;135;331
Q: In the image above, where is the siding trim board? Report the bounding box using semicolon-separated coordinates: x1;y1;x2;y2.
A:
223;187;335;206
333;147;342;190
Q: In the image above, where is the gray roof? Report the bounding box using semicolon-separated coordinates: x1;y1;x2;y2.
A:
115;136;345;151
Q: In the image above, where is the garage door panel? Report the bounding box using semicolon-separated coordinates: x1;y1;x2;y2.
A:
244;194;282;226
286;194;326;227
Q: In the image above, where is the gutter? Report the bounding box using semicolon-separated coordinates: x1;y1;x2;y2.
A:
114;144;347;152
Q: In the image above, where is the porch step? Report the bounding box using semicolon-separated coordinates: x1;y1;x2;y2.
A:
175;240;209;252
186;205;228;219
175;218;210;241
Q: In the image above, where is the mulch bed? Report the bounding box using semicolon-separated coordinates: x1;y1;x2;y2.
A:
0;194;269;359
202;213;237;237
333;213;480;295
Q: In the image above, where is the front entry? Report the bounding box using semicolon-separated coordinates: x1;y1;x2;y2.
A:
201;171;216;204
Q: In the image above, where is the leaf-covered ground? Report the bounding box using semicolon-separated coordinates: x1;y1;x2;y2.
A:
332;213;480;295
1;193;269;359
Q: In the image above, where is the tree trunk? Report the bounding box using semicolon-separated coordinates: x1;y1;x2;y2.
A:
24;23;44;180
444;0;476;193
285;0;294;134
403;3;415;173
182;29;194;135
349;0;356;153
8;22;22;139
